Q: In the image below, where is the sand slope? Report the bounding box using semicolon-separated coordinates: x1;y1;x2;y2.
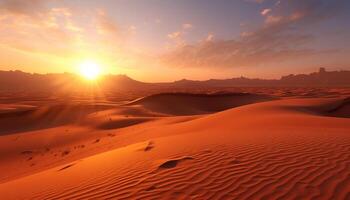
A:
0;97;349;199
129;92;276;115
0;103;113;135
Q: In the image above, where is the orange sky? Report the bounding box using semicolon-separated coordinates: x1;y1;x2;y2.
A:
0;0;349;81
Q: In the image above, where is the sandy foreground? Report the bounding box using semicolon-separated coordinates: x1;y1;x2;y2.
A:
0;92;349;199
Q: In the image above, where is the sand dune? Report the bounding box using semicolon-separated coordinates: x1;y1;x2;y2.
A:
0;103;113;135
275;97;350;118
129;92;276;115
0;95;349;199
1;92;270;135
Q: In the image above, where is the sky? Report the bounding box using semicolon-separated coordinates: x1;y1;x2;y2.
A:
0;0;349;82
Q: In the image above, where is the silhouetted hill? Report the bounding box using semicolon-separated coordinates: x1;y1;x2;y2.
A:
279;68;350;86
0;68;349;94
171;77;277;87
170;68;350;87
0;71;154;93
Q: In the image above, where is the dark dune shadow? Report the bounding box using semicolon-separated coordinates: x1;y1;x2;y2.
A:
0;104;112;135
326;97;350;118
128;92;277;116
283;97;350;118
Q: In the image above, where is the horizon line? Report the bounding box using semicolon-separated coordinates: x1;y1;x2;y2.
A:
1;67;348;84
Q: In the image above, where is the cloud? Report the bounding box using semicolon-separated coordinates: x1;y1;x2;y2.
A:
0;0;153;75
206;33;214;42
261;8;271;16
95;10;119;35
0;0;135;59
161;32;316;68
0;1;80;56
168;31;182;39
266;0;348;25
167;23;194;48
167;31;186;47
0;0;48;16
161;0;348;69
264;15;283;25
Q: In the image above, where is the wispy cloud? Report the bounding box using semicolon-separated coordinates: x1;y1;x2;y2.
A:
95;10;120;35
261;8;271;16
167;23;194;48
0;0;48;16
0;1;79;56
0;0;134;58
205;33;214;42
161;0;348;69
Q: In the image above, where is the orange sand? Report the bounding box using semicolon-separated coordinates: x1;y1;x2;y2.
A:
0;93;349;199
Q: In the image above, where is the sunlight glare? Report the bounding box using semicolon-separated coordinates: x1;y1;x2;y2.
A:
78;60;101;80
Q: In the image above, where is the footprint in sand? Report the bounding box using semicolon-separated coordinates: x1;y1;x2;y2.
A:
107;133;116;137
93;139;100;143
137;141;154;152
61;150;70;156
158;156;194;169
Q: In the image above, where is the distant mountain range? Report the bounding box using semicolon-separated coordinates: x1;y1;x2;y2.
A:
0;68;349;94
169;68;350;88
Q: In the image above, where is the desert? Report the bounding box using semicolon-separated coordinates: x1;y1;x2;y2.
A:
1;0;350;199
0;80;349;199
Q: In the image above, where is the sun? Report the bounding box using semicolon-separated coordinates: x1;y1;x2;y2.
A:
78;60;101;80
